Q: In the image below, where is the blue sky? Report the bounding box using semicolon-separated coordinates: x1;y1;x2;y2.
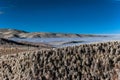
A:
0;0;120;34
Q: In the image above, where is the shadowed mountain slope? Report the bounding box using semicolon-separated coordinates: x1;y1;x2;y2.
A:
0;38;52;48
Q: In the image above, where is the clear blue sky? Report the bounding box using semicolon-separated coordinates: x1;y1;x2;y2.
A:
0;0;120;34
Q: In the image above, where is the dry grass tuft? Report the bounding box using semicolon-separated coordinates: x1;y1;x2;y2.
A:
1;41;120;80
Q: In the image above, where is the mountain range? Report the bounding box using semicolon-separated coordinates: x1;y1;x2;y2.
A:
0;28;106;38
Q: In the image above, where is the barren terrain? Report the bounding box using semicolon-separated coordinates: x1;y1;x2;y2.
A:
0;28;106;38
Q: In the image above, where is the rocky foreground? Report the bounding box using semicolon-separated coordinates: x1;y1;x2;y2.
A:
0;41;120;80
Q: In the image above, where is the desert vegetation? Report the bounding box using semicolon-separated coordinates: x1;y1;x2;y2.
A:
0;41;120;80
